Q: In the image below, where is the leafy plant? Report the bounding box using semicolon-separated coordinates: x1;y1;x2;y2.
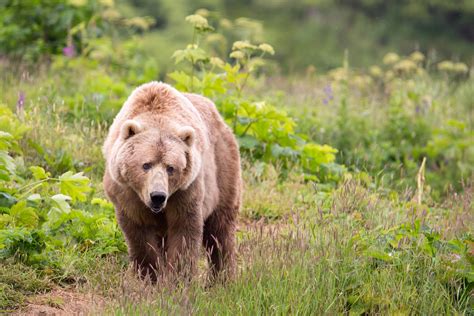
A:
0;0;154;61
0;105;125;270
169;12;345;183
0;0;102;60
424;119;474;191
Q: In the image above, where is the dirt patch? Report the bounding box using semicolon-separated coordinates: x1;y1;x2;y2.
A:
12;288;104;316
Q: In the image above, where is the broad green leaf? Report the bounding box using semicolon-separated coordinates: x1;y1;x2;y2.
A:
301;143;338;172
168;71;201;92
29;166;49;180
51;194;72;213
0;168;11;181
270;144;298;159
0;192;16;208
59;171;91;202
9;201;39;228
238;136;259;150
171;46;208;65
0;131;13;150
27;194;42;202
91;198;114;211
0;110;30;140
0;150;15;180
172;49;187;64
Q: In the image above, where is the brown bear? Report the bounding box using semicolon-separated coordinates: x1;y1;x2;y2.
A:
102;82;241;281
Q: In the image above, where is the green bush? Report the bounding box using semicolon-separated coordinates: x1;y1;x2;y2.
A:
0;0;103;60
169;13;345;183
0;0;154;61
0;105;125;272
292;51;472;196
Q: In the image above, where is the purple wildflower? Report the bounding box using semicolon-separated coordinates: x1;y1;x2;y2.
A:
323;84;334;100
322;98;329;105
63;44;76;58
16;91;25;113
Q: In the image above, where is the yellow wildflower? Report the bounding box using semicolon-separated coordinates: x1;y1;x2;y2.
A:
409;51;425;63
232;40;256;51
258;43;275;55
210;57;225;68
328;67;348;81
437;60;455;71
453;62;469;73
383;52;400;65
369;66;383;77
394;59;417;73
219;18;233;29
385;70;395;81
230;51;245;59
195;8;209;17
185;14;210;29
102;8;120;20
124;17;152;30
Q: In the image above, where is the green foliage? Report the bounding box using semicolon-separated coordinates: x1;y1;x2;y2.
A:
0;0;102;60
0;0;155;61
352;217;473;309
342;0;474;37
2;36;159;126
0;105;125;271
169;12;344;183
424;120;474;188
292;50;473;196
355;218;473;279
0;106;29;181
120;1;473;72
58;171;91;202
220;0;473;71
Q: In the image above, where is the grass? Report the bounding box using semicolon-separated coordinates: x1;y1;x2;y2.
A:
0;54;473;314
1;169;472;314
0;262;52;311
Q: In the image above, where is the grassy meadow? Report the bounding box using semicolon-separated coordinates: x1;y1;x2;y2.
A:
0;1;473;315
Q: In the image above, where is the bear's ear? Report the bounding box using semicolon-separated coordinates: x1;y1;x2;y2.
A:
120;120;143;140
177;126;195;146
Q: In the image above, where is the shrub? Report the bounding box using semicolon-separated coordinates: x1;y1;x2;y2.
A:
0;0;154;61
0;105;125;272
169;12;345;183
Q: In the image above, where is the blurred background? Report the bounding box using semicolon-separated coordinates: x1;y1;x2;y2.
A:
127;0;474;73
1;0;473;74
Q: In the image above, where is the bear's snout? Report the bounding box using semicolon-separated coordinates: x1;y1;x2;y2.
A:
150;191;167;212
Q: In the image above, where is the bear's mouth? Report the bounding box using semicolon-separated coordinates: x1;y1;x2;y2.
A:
150;206;163;214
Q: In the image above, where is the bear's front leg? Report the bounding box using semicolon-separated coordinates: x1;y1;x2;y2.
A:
165;206;203;278
116;211;164;281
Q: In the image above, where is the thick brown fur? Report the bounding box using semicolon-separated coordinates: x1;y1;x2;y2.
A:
103;82;241;282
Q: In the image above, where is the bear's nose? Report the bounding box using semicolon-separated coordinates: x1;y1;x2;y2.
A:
150;191;167;208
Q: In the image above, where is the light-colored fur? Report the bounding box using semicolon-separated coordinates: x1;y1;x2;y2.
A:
103;82;241;280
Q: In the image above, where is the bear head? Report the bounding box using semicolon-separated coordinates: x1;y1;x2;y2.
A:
109;119;199;213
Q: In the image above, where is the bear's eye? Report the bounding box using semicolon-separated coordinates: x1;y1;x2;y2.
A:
142;163;152;171
166;166;174;175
